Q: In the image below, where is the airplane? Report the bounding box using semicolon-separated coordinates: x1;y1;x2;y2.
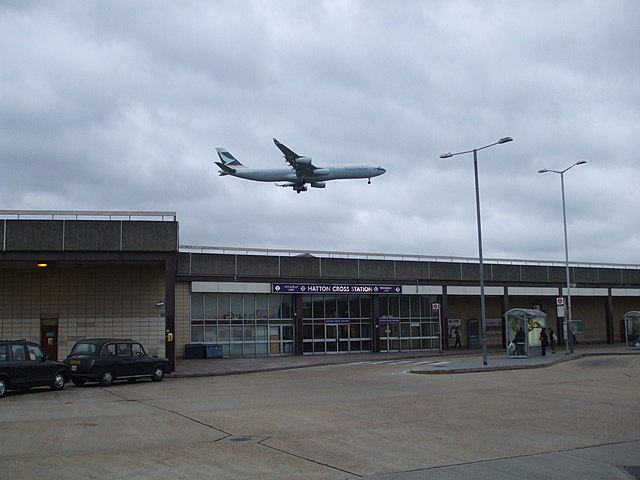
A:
215;138;386;193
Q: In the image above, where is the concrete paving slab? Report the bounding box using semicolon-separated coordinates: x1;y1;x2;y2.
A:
358;441;640;480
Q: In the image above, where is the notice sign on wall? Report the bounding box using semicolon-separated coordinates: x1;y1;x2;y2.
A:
272;284;402;294
556;297;565;318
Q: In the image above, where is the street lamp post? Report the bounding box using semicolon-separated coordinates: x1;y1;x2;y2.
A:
538;161;586;354
440;137;513;366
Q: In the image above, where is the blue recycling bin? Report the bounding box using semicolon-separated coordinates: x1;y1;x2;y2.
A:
205;344;223;359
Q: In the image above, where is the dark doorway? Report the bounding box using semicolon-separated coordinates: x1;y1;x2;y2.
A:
40;319;59;361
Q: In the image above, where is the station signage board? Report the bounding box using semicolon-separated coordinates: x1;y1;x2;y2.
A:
272;284;402;294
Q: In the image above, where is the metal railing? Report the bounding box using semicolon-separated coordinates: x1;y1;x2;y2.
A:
0;210;177;221
178;245;640;270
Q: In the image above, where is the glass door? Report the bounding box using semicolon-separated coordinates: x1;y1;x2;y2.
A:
269;325;295;355
325;324;338;353
380;322;400;352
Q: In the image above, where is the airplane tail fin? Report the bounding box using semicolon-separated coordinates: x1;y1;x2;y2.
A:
215;147;245;175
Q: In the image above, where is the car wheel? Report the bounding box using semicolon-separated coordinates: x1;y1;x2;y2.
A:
51;372;66;391
72;378;86;387
0;378;7;398
151;366;165;382
99;371;115;387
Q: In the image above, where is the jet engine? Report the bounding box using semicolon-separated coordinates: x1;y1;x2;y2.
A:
296;156;312;165
310;182;326;188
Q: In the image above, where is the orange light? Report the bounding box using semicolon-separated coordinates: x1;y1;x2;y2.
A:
36;263;48;268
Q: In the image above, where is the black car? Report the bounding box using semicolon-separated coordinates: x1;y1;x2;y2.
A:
0;340;69;398
64;338;169;387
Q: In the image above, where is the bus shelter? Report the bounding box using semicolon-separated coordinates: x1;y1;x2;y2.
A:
505;308;547;357
624;311;640;349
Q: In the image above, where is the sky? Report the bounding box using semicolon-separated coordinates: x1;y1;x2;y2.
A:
1;0;639;265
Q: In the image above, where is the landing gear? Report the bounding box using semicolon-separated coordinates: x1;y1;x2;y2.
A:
368;178;371;184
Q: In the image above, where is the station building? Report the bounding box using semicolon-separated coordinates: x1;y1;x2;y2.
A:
1;211;639;372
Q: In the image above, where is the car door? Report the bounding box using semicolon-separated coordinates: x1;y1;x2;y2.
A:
27;344;52;385
130;343;150;376
8;344;31;387
115;342;136;377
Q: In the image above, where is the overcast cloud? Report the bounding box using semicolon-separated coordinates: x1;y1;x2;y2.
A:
1;0;639;264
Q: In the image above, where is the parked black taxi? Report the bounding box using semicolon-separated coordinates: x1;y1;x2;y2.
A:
64;338;169;387
0;339;69;398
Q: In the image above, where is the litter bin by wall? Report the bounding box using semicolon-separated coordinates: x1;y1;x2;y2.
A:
184;343;205;359
205;344;224;359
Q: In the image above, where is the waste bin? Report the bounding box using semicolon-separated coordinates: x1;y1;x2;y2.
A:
205;344;224;359
184;343;205;359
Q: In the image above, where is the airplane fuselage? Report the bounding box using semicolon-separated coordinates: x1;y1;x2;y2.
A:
230;165;385;183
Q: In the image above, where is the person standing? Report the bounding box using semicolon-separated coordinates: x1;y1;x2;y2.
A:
453;326;461;349
548;329;557;353
539;328;549;356
514;326;526;355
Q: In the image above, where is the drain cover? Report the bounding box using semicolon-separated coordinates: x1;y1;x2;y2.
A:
224;435;265;444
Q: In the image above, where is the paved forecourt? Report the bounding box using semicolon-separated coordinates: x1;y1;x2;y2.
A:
0;347;638;479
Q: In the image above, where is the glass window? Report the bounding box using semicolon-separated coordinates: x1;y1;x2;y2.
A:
11;344;26;361
361;297;371;318
349;297;361;318
282;325;294;341
280;295;293;319
102;344;116;356
191;325;204;343
379;296;389;317
244;294;255;319
302;324;312;340
0;344;7;361
218;325;229;341
389;297;400;317
117;343;132;356
325;296;337;317
312;297;324;318
302;295;312;318
27;345;45;361
350;324;361;339
256;294;268;320
244;325;255;341
337;295;349;318
70;342;97;355
409;297;419;318
230;294;243;319
361;324;372;339
231;326;243;341
400;323;410;337
204;293;217;319
132;343;145;356
313;324;324;340
256;325;268;341
400;297;410;317
191;292;204;319
218;294;230;319
204;325;216;343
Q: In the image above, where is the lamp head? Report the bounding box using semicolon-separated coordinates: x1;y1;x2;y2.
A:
537;169;548;174
576;160;587;165
440;152;453;159
498;137;513;144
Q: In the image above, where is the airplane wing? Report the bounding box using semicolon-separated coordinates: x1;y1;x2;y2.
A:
273;138;316;174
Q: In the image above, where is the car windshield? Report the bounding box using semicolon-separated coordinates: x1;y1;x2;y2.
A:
70;342;98;355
